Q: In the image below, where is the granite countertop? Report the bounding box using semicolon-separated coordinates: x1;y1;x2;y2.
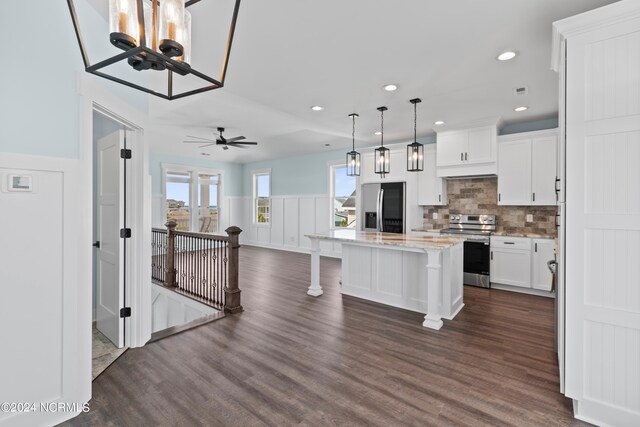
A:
306;230;465;250
412;227;556;239
491;231;556;239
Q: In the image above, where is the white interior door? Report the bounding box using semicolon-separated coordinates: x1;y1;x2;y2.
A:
565;17;640;424
96;130;125;348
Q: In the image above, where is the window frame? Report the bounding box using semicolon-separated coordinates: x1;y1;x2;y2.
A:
252;168;271;227
328;160;358;230
161;163;223;233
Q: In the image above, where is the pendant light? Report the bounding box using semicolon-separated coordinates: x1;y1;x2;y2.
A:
407;98;424;172
374;106;390;177
346;114;361;176
67;0;242;100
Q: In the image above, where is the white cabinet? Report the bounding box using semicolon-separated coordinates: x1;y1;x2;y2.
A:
498;131;558;206
436;123;499;177
417;144;447;206
490;236;532;288
531;136;557;205
532;238;555;291
497;139;532;205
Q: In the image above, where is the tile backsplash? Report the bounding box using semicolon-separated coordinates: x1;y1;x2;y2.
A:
422;177;558;237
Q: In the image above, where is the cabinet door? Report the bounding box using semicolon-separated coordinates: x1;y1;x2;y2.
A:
532;239;555;291
498;139;532;205
531;136;558;205
360;152;375;183
490;248;532;288
436;131;467;166
417;145;447;205
466;126;494;164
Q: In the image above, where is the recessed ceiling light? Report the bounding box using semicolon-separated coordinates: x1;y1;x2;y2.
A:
374;131;382;135
434;120;445;125
497;50;518;61
514;106;528;112
383;84;398;92
324;143;331;147
311;105;324;111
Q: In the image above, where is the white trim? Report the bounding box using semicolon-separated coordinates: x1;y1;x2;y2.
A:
78;72;152;352
498;128;559;142
551;0;640;71
252;168;272;227
327;159;357;231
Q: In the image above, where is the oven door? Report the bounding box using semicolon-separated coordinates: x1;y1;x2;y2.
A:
463;240;490;287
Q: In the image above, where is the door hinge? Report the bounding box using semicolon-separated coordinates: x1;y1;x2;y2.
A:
120;149;132;159
120;228;132;238
120;307;131;318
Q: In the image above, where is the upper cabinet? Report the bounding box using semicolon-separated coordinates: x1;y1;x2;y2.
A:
417;144;447;206
436;122;500;177
360;149;407;184
498;130;558;206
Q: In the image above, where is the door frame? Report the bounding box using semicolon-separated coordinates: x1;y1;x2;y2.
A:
79;74;152;350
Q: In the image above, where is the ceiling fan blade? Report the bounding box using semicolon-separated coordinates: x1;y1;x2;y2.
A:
227;144;247;149
186;135;215;141
225;136;246;142
184;140;215;143
198;143;216;148
229;141;258;145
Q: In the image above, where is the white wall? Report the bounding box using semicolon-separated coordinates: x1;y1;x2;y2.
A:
238;195;342;257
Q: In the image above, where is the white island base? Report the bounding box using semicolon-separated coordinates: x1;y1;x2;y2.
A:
306;231;465;330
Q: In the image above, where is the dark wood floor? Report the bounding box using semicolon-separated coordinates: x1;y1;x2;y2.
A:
65;246;584;427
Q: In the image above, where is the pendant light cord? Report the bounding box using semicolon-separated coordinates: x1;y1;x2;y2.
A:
414;102;417;143
352;114;356;151
380;109;384;147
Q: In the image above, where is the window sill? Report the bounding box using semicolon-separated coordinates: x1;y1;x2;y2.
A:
253;222;271;228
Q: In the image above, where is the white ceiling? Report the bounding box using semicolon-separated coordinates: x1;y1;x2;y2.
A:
147;0;618;163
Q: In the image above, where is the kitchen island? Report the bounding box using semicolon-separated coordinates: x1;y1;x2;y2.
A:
306;230;465;330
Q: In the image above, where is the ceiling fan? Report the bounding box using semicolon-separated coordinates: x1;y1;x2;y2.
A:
183;127;258;150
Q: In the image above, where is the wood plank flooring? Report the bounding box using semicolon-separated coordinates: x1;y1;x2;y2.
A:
65;246;585;426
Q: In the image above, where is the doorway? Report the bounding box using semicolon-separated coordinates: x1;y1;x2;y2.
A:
92;110;131;378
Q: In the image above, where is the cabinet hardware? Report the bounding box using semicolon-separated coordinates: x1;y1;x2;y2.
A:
535;243;538;252
460;152;464;161
555;214;560;227
465;152;468;161
555;177;561;194
498;193;501;202
533;192;536;202
92;241;100;248
491;251;493;260
504;242;515;245
438;194;441;202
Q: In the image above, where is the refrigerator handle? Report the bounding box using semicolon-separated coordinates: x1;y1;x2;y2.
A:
378;189;384;232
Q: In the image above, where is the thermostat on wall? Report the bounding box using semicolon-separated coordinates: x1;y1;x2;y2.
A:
8;174;33;192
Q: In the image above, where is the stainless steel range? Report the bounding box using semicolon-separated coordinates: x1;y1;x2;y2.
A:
440;214;496;288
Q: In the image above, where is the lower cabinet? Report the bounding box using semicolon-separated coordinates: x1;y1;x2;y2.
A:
531;239;555;291
490;237;532;288
490;236;555;292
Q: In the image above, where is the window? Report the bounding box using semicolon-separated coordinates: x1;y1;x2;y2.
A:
330;164;357;228
165;171;191;231
253;170;271;224
163;165;221;233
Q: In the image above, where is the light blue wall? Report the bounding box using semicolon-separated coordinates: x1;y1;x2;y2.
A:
149;152;244;197
0;2;147;159
500;118;559;135
241;136;436;197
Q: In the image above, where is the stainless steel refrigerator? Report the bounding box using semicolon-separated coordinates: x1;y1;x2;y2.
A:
361;182;405;233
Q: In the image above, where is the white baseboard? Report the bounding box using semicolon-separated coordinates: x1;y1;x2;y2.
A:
490;283;556;298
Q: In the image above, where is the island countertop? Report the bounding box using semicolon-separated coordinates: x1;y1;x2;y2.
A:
306;229;465;250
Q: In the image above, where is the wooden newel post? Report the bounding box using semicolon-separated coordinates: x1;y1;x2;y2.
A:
224;226;243;314
165;220;177;288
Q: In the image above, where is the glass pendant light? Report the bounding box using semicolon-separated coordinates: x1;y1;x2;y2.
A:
179;9;192;66
346;114;361;176
407;98;424;172
159;0;185;57
109;0;140;50
374;106;390;177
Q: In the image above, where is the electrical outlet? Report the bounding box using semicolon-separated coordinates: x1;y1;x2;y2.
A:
526;214;533;222
432;212;438;220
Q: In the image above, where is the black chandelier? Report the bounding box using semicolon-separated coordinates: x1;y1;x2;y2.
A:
346;113;361;177
374;106;390;177
407;98;424;172
66;0;241;100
